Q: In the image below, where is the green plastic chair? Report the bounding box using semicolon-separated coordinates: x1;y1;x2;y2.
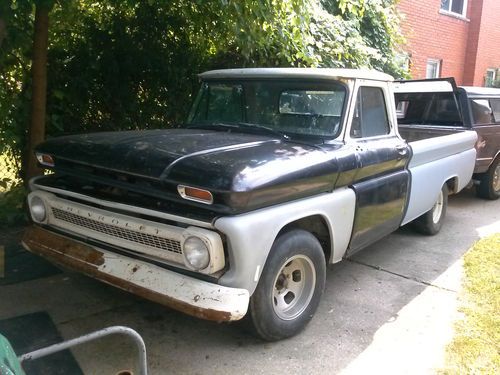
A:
0;334;25;375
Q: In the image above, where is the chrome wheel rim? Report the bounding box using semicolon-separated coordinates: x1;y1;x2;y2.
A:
432;190;444;224
272;255;316;321
493;164;500;192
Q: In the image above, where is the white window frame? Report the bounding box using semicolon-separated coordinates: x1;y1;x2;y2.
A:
485;69;496;87
440;0;468;18
426;59;441;79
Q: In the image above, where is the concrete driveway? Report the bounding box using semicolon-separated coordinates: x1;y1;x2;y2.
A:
1;188;499;374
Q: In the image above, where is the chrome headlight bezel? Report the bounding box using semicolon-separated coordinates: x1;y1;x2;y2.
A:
182;236;211;270
29;194;47;223
181;227;225;274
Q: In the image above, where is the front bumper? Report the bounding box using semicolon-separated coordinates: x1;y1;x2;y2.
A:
22;225;249;322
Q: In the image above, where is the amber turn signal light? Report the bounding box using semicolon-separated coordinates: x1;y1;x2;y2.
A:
177;185;213;204
35;153;55;167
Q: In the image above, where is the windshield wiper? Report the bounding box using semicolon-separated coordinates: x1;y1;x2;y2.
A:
234;122;290;140
186;123;235;131
187;122;290;140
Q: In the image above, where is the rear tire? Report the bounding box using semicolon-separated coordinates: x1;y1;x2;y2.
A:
248;229;326;341
412;184;448;235
476;158;500;200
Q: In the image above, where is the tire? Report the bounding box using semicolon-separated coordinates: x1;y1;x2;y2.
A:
476;158;500;200
248;229;326;341
412;184;448;235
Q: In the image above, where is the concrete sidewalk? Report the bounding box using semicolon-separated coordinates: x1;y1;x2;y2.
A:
0;188;499;374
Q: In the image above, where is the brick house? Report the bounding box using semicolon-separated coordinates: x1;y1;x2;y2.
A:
398;0;500;86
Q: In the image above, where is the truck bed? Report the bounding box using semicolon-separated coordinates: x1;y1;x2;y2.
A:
398;124;465;142
400;127;477;225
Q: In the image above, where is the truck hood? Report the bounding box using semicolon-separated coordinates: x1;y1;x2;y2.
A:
36;129;349;212
37;129;279;180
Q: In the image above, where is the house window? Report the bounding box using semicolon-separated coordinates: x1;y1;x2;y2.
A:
440;0;467;17
485;69;496;87
426;59;441;78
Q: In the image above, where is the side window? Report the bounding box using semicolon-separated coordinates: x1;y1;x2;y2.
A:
351;87;390;138
490;99;500;123
471;99;493;125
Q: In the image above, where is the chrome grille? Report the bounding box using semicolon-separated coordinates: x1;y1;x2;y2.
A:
52;207;182;254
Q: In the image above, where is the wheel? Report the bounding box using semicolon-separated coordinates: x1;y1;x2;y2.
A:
412;184;448;235
248;229;326;341
476;158;500;200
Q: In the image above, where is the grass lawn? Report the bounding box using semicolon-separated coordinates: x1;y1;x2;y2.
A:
441;234;500;374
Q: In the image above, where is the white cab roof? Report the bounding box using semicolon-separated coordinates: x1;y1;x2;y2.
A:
199;68;394;82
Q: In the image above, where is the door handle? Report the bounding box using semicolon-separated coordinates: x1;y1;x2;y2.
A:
396;145;408;158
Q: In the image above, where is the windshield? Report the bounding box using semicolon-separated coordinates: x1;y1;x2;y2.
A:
187;80;347;138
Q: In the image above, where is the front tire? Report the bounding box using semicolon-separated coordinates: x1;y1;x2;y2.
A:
412;184;448;235
248;229;326;341
476;158;500;200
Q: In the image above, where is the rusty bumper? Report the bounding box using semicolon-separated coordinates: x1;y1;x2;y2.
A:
22;225;249;322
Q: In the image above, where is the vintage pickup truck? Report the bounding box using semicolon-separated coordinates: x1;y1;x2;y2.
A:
394;80;500;199
23;69;477;341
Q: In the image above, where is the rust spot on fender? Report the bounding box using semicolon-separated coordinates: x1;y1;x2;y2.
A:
21;225;234;322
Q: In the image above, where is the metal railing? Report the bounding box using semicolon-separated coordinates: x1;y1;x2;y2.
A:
18;326;148;375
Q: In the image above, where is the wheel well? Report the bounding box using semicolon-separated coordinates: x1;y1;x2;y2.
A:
446;177;459;194
492;151;500;165
277;215;332;263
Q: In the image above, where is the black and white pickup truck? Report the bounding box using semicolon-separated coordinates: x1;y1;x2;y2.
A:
23;68;476;340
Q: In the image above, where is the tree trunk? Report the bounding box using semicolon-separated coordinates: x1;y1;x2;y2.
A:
0;18;6;49
25;5;49;182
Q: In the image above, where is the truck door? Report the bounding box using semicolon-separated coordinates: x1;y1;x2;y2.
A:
345;81;411;255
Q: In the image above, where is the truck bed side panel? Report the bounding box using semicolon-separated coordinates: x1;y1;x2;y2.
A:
398;125;467;143
402;131;477;225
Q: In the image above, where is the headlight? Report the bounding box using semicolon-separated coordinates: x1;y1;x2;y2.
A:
30;196;47;222
183;236;210;270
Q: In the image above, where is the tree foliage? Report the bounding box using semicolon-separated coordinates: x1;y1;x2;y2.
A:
0;0;407;179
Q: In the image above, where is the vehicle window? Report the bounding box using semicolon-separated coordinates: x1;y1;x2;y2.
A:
395;92;461;126
471;99;493;125
351;87;390;138
279;91;344;116
396;100;409;119
490;99;500;123
427;97;461;124
188;80;347;137
189;83;244;124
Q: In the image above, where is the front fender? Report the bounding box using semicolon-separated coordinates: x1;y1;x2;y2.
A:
214;187;355;294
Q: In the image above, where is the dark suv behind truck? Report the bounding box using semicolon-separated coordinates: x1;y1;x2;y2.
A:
458;86;500;199
394;80;500;199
